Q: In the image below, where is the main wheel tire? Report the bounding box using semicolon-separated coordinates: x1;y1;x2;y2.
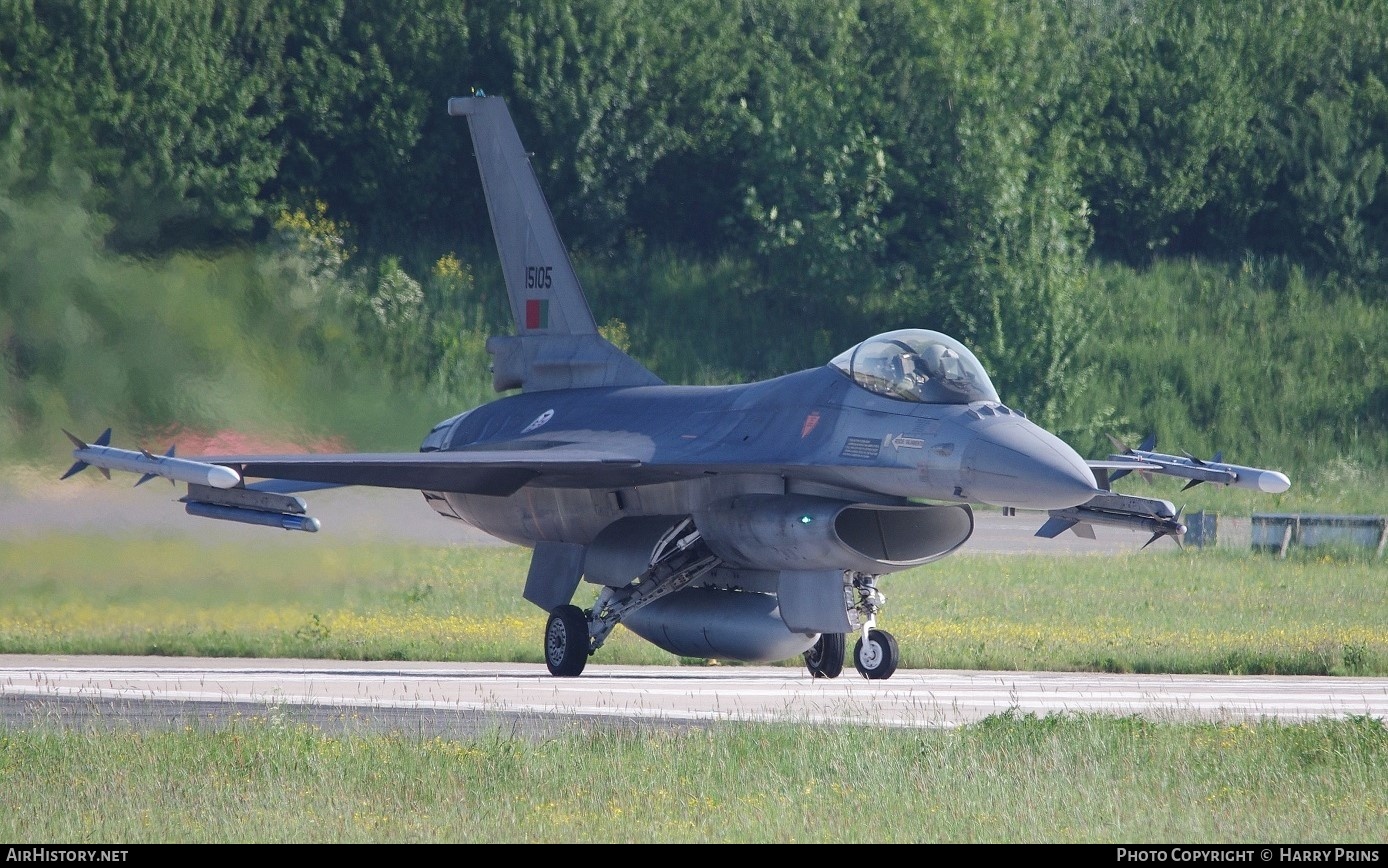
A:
545;604;590;677
853;628;899;680
803;632;846;679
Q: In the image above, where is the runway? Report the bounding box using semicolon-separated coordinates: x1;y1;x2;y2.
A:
4;656;1385;736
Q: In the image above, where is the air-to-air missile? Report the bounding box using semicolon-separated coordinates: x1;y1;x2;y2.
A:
62;429;321;533
1036;491;1187;549
1103;434;1292;493
61;428;241;489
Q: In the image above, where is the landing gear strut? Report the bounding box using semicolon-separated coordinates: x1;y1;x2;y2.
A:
847;572;899;680
543;519;721;677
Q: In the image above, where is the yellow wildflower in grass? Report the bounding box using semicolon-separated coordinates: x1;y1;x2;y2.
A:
902;617;1387;658
0;602;310;638
322;611;543;645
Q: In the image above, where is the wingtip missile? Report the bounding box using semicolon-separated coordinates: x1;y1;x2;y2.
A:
1104;433;1159;484
1254;468;1292;494
60;428;242;489
1103;434;1291;494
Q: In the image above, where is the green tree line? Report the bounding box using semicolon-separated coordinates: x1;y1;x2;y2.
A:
2;0;1385;479
5;0;1382;274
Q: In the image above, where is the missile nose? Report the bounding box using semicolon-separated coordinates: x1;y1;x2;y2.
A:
207;464;243;489
961;418;1099;510
1258;469;1292;494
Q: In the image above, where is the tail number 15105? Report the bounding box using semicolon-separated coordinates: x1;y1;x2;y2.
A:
525;265;553;289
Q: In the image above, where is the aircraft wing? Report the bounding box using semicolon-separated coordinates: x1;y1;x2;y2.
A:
202;449;645;497
208;451;873;497
62;430;644;499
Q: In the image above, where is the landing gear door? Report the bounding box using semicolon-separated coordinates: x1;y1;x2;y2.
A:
524;541;587;612
777;570;853;634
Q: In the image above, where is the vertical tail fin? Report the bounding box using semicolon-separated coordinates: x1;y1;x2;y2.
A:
449;94;661;392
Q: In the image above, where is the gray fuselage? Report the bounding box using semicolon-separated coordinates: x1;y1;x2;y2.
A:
421;364;1094;554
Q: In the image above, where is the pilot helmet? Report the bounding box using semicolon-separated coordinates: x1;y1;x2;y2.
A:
919;344;959;379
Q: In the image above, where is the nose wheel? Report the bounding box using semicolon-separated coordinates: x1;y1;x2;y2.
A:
853;628;899;680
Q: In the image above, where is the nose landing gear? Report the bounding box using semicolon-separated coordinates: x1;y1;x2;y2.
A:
801;572;900;680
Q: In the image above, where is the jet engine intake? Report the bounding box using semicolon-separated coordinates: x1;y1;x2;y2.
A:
694;495;972;574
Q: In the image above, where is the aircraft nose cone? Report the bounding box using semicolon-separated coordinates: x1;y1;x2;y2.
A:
962;418;1098;510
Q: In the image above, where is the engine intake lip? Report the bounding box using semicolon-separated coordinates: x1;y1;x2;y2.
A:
696;494;974;574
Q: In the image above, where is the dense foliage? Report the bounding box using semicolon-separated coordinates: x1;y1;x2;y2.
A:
2;0;1384;475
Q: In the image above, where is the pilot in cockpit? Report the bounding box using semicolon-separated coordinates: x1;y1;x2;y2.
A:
918;344;963;382
890;351;926;397
895;344;968;398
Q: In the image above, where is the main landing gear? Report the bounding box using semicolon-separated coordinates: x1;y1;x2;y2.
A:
544;604;590;677
803;632;845;678
801;572;900;680
543;519;719;677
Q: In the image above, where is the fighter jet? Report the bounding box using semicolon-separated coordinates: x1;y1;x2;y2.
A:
62;94;1292;680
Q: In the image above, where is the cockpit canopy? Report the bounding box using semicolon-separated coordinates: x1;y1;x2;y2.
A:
829;329;999;404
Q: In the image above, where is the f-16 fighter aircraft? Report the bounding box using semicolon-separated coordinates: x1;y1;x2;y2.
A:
62;95;1291;680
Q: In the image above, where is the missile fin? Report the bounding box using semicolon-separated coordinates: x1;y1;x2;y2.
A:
1141;505;1185;549
1035;516;1078;539
145;445;177;486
